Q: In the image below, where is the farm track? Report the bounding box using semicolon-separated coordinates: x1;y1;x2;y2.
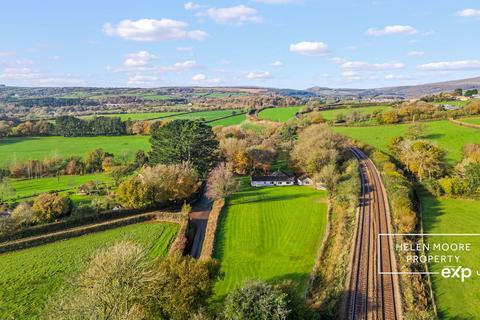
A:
347;147;402;320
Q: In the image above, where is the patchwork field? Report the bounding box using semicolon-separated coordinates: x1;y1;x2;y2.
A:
81;111;181;121
258;106;302;122
0;222;178;319
421;195;480;319
319;105;392;121
213;181;327;299
7;173;114;203
0;135;150;166
168;109;241;122
334;120;480;163
208;113;246;126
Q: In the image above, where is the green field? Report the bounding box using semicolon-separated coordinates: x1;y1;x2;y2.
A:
319;105;392;121
460;117;480;125
168;110;241;122
81;112;181;121
0;222;178;319
258;106;302;122
213;182;327;299
208;113;246;126
0;135;150;166
334;120;480;163
421;195;480;319
7;173;113;202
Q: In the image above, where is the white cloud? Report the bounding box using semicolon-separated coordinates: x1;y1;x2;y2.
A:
289;41;330;56
127;74;159;85
192;73;206;81
271;61;283;67
252;0;296;4
172;60;199;71
176;46;194;53
407;50;424;57
219;59;231;65
455;8;480;18
15;59;35;65
365;25;418;36
103;18;209;41
331;57;347;64
184;2;207;10
341;60;405;70
341;70;361;81
0;67;84;86
385;74;411;80
246;71;271;80
123;51;156;68
419;60;480;70
198;5;263;26
0;51;14;58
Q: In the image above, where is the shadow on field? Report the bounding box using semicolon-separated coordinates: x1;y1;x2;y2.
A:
415;186;444;235
0;136;37;146
423;133;444;140
228;193;310;206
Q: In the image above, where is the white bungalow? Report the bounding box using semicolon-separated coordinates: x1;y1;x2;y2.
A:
250;170;296;187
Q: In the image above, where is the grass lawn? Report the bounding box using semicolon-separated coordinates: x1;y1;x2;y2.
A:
257;106;302;122
459;116;480;125
7;173;114;202
319;105;392;121
421;195;480;319
213;181;328;300
208;113;246;127
333;120;480;163
0;135;150;167
80;112;181;121
0;222;178;319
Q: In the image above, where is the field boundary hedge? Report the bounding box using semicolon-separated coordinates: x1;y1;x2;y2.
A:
168;215;189;256
0;208;150;243
0;211;183;253
449;117;480;130
199;198;225;260
307;198;332;294
204;112;247;124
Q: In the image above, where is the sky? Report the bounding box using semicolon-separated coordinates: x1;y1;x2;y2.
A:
1;0;480;89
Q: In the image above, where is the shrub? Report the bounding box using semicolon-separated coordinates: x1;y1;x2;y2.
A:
32;193;72;222
223;280;290;320
11;202;35;226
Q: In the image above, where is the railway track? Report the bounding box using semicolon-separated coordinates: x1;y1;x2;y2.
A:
346;147;403;320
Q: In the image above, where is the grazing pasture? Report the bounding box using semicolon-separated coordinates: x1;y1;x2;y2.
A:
257;106;302;122
213;181;327;299
7;173;113;202
81;111;181;121
334;120;480;163
208;113;246;126
167;109;241;122
421;195;480;319
319;105;392;121
0;222;178;319
459;116;480;125
0;135;150;166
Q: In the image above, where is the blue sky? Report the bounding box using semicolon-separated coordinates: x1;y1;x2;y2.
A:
1;0;480;89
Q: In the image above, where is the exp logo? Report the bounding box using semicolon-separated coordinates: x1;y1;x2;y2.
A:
441;266;472;282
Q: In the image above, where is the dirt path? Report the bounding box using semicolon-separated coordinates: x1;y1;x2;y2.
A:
189;194;212;258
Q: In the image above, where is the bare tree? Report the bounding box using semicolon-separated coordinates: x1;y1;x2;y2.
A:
206;163;241;200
